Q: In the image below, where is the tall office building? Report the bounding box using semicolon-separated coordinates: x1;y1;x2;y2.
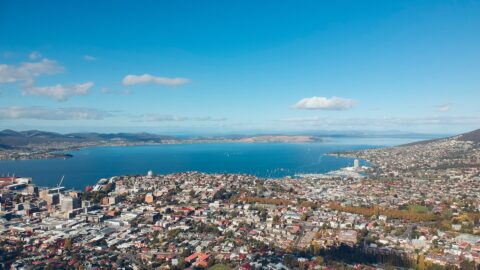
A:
61;195;81;212
353;159;360;170
46;193;60;206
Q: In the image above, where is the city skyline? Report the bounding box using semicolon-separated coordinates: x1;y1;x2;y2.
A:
1;1;480;134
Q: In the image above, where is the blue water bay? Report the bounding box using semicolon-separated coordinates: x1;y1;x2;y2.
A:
0;137;419;189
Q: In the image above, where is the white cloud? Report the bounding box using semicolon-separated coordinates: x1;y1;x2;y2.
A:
122;74;190;86
19;59;64;80
0;106;111;120
0;58;64;86
293;96;355;110
29;51;42;60
22;82;94;101
83;55;96;61
437;104;450;112
0;65;22;83
0;58;94;101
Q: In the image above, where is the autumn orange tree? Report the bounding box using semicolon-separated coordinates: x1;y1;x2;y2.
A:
329;203;437;222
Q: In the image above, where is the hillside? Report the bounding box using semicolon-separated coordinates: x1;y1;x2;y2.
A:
0;129;323;152
342;128;480;178
0;129;175;149
402;128;480;146
457;128;480;142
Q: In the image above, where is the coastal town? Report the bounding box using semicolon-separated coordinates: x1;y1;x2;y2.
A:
0;129;320;161
3;0;480;269
0;131;480;269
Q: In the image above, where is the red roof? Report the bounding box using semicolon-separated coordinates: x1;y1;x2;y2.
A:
186;253;199;262
241;263;252;270
197;253;210;262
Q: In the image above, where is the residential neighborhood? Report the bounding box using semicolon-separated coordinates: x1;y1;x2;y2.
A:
1;131;479;269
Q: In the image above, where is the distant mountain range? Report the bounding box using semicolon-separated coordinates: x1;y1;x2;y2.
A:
0;128;477;150
0;129;175;149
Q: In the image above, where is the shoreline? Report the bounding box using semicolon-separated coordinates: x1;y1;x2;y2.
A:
0;138;330;162
0;134;427;162
0;146;368;189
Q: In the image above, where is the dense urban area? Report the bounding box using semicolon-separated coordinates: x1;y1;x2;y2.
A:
1;130;480;269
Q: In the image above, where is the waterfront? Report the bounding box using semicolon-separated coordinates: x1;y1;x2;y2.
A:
0;137;421;188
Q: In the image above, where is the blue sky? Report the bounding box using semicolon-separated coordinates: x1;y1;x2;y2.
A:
1;0;479;134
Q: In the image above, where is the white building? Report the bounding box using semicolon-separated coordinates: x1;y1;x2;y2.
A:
353;159;360;170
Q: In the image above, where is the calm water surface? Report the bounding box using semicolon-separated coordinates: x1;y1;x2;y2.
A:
0;137;421;189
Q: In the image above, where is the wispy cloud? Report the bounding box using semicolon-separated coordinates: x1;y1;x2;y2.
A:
0;58;95;101
101;88;130;95
29;51;42;60
133;113;227;122
122;74;190;86
293;96;355;110
83;55;96;61
0;58;64;86
0;106;112;120
436;104;450;113
281;115;480;127
22;82;94;101
1;51;15;59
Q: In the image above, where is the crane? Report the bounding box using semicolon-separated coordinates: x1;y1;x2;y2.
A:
53;175;65;193
58;175;65;188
